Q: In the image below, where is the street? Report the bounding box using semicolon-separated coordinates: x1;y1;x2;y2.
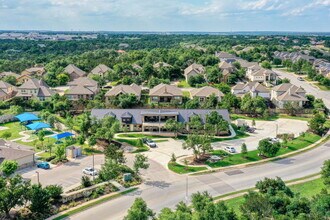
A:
68;138;330;220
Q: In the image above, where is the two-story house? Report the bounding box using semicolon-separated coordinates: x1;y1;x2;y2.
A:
105;83;142;103
271;83;307;108
65;77;99;101
16;78;55;101
184;63;205;82
231;82;270;99
64;64;87;81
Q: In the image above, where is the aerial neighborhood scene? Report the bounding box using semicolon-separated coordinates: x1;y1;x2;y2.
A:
0;0;330;220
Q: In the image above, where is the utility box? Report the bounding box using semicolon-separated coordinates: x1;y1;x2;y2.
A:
123;173;132;182
66;146;82;158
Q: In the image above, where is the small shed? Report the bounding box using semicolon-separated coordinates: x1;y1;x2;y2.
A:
66;146;82;159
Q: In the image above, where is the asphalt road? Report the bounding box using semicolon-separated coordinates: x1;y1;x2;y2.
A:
274;69;330;109
68;138;330;220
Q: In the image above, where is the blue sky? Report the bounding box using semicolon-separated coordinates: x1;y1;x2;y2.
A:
0;0;329;32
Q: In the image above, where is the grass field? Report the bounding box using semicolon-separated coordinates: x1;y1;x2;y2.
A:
168;162;208;174
116;133;167;139
206;132;320;168
115;138;150;153
223;178;326;215
0;122;25;140
177;80;191;88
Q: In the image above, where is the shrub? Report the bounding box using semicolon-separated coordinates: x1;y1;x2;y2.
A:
45;155;56;162
81;176;92;188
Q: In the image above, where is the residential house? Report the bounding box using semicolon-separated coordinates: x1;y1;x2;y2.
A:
0;81;16;101
218;61;236;82
16;78;55;101
271;83;307;108
190;86;224;102
90;64;112;78
236;59;259;69
184;63;205;82
17;74;32;85
0;139;35;169
149;84;183;104
246;68;277;83
91;109;230;133
153;62;172;69
21;66;46;77
66;77;99;100
232;82;270;99
0;71;19;79
64;64;87;81
105;83;142;102
215;51;238;63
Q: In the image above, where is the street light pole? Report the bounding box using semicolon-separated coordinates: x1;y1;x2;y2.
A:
35;171;40;185
185;175;188;204
92;153;95;182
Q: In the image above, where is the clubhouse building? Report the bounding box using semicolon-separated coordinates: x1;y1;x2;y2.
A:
91;109;230;133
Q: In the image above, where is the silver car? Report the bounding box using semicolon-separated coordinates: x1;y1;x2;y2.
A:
224;146;236;153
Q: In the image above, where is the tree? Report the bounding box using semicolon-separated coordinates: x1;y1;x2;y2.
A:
54;145;66;161
133;154;149;174
56;73;70;85
0;131;12;140
240;191;273;219
241;143;248;158
99;159;121;181
261;61;272;69
45;185;63;204
38;130;46;149
0;175;30;218
124;198;154;220
256;177;293;197
29;184;51;216
321;160;330;186
3;75;17;85
257;139;280;157
191;191;213;213
104;144;125;164
164;119;183;137
81;175;92;187
308;113;326;135
0;160;18;177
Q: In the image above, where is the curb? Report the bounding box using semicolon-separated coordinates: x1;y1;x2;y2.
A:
189;132;330;176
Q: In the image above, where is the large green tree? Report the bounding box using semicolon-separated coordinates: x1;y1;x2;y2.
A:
124;198;154;220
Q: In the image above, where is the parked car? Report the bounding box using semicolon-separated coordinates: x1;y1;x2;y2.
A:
297;77;304;81
82;167;98;176
224;146;236;153
269;137;280;144
37;162;50;170
145;139;157;148
247;127;256;133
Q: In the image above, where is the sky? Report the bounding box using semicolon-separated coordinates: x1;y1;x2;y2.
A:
0;0;329;32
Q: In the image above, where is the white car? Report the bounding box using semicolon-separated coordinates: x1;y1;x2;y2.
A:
145;139;157;148
224;146;236;153
297;77;304;81
82;167;98;176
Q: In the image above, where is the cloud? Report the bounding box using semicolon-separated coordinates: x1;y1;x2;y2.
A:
0;0;329;31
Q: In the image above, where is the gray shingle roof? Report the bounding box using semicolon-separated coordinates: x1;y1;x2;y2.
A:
91;109;230;124
149;84;182;97
184;63;205;76
64;64;86;77
105;83;141;97
190;86;224;98
90;64;111;75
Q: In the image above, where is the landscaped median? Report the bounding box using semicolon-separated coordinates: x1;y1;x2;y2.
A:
50;187;138;220
168;132;328;175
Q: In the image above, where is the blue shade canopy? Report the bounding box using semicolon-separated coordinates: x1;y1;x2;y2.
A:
15;113;39;122
26;122;51;130
50;132;74;140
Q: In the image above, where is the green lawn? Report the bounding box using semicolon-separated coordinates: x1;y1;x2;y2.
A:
223;178;326;215
177;80;191;88
116;133;167;139
175;129;249;143
0;121;25;140
231;113;314;122
115;138;150;153
168;162;207;174
206;133;321;168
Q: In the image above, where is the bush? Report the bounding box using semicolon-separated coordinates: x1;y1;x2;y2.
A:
45;185;63;204
45;155;56;162
81;176;92;188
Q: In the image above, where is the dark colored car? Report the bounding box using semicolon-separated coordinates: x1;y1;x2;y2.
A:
37;162;50;169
